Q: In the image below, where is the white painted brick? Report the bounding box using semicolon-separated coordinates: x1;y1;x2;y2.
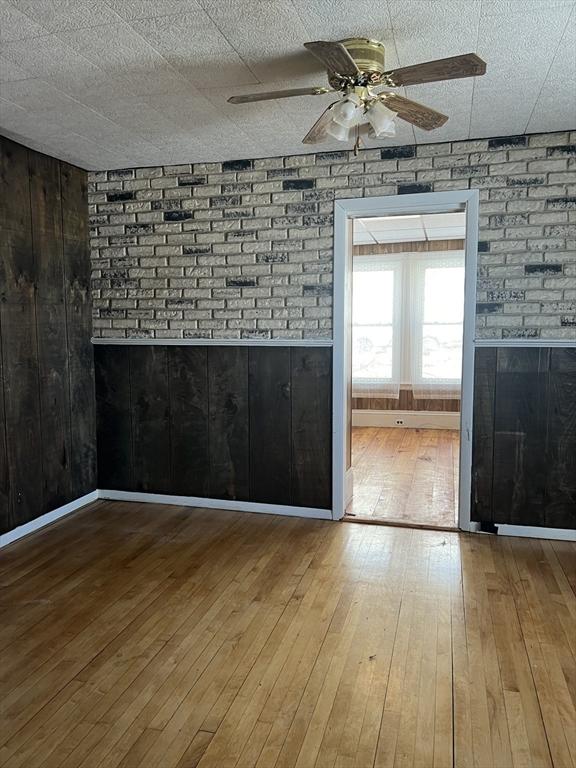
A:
90;131;575;340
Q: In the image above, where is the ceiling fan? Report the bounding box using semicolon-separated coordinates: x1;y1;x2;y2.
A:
228;38;486;150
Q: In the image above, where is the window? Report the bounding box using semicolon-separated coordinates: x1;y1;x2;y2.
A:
352;252;464;399
352;258;401;398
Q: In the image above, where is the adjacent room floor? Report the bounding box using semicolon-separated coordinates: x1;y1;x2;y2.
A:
1;501;575;768
347;426;460;528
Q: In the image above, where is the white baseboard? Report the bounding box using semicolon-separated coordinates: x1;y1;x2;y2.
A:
352;409;460;430
97;490;333;520
496;524;576;541
0;491;99;549
2;490;574;545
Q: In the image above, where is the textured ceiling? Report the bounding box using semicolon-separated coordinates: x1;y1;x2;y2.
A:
354;212;466;244
0;0;575;170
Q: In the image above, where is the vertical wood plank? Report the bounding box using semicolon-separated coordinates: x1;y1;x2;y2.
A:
63;237;90;306
471;347;497;523
0;313;9;532
0;229;36;305
67;301;97;498
0;136;31;234
546;349;576;529
59;162;88;241
248;346;291;504
36;303;72;512
30;151;64;303
492;348;550;526
94;345;133;491
129;346;170;493
208;346;249;501
0;302;43;528
168;346;209;497
291;347;332;509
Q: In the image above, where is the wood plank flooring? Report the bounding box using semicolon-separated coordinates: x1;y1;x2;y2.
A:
1;501;575;768
347;427;459;528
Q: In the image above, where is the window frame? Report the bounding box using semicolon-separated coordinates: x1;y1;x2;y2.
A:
351;250;465;398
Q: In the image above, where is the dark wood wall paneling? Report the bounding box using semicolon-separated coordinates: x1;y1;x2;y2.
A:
0;135;95;534
352;389;460;412
95;345;333;510
472;347;576;530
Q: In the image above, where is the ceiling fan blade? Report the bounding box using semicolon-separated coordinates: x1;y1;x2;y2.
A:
302;102;339;144
381;94;448;131
228;86;331;104
383;53;486;87
304;40;359;77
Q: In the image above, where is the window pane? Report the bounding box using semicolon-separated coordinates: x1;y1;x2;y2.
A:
423;266;464;323
352;325;393;381
353;268;394;325
422;324;462;380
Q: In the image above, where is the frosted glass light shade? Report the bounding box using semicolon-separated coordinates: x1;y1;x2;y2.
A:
332;93;363;128
367;100;396;137
326;120;351;142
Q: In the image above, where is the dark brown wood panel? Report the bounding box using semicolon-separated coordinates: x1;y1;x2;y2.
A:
353;238;465;256
471;347;497;524
95;345;133;491
94;345;334;510
0;136;94;533
0;136;31;234
291;347;332;509
208;346;249;501
492;348;550;526
30;151;64;303
63;237;90;306
129;346;170;493
471;346;576;530
0;225;35;305
546;349;576;529
0;314;9;531
59;161;88;241
168;346;209;497
353;389;460;412
249;346;291;505
67;301;97;498
37;303;72;512
0;302;43;528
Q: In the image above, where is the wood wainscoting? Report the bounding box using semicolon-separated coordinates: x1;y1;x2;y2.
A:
352;388;460;412
94;344;332;510
472;346;576;530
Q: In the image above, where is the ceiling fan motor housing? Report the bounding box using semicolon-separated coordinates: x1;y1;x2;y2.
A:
329;38;386;88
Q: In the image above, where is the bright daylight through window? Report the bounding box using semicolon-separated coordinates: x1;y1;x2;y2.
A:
352;212;466;400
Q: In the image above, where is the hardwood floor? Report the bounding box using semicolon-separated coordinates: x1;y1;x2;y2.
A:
1;501;575;768
347;427;460;528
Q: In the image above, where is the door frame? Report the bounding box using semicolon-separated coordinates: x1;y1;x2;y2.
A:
332;190;480;530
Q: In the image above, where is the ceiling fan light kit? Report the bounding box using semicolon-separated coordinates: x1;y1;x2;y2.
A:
228;38;486;150
332;92;363;128
326;120;352;142
366;100;397;138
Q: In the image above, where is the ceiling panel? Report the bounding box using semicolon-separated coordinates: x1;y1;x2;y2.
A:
354;212;466;244
527;6;576;133
470;1;573;136
9;0;120;32
0;0;46;42
0;0;573;169
130;12;258;88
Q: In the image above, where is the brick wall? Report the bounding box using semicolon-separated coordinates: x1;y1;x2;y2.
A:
89;131;576;340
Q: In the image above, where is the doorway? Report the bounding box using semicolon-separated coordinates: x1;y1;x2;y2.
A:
332;191;479;531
